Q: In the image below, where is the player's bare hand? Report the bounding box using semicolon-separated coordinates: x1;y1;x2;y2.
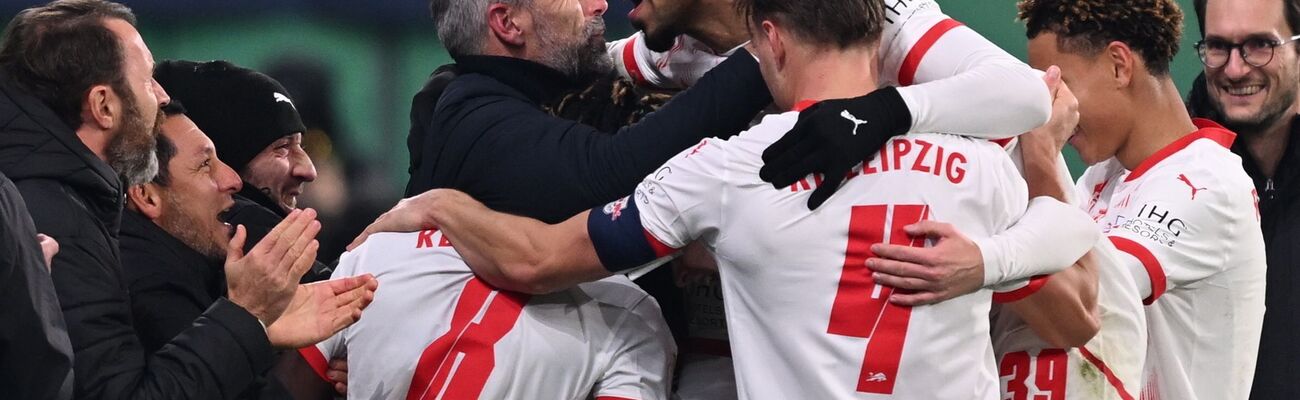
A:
36;233;58;272
327;358;348;395
349;189;472;250
267;274;378;348
226;208;322;326
867;221;984;306
1021;66;1078;154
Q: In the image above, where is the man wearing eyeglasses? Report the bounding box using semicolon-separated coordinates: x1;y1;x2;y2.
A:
1188;1;1300;398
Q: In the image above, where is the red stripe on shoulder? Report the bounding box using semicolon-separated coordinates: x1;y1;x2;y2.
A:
992;274;1050;303
897;18;965;86
643;229;678;258
298;346;333;383
622;36;649;87
1109;236;1166;305
1079;347;1138;400
595;397;638;400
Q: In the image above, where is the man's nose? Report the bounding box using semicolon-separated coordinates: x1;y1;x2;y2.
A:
292;147;318;183
1222;49;1253;79
587;0;607;17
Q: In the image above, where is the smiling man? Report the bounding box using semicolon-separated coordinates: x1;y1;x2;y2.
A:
120;102;244;354
155;60;331;280
1187;1;1300;397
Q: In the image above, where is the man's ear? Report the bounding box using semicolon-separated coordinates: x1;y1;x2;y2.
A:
82;84;121;131
488;3;526;47
763;20;786;71
127;183;165;220
1104;41;1135;88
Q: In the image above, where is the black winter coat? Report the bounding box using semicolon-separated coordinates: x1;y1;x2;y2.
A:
0;72;274;400
0;170;74;399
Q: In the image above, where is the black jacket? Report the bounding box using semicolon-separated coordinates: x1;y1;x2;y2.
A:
119;210;226;355
1190;74;1300;400
1240;115;1300;400
404;52;771;223
0;170;74;400
0;72;274;400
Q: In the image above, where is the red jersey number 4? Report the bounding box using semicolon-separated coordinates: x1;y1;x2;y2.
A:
828;204;929;394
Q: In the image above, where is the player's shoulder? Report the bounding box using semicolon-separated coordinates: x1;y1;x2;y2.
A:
338;230;462;275
1134;133;1252;204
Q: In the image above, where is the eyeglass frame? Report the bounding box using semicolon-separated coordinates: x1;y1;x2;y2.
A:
1195;34;1300;68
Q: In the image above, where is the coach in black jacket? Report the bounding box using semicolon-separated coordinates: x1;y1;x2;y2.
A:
0;170;73;400
405;2;771;225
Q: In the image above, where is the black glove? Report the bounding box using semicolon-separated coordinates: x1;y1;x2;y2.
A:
759;87;912;210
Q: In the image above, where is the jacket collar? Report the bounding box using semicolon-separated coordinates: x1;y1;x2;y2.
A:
454;55;579;105
236;185;288;218
120;210;224;294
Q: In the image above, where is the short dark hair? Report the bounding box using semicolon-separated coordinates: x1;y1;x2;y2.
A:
0;0;138;129
1018;0;1183;76
735;0;885;50
150;101;186;186
1193;0;1300;47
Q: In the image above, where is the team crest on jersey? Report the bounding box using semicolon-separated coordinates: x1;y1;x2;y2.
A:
603;196;630;221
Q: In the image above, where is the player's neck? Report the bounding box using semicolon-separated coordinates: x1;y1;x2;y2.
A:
1116;76;1200;171
687;0;749;53
786;46;879;109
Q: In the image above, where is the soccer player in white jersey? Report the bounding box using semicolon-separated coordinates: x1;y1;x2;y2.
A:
349;0;1097;397
1018;1;1267;399
982;73;1149;400
289;228;675;400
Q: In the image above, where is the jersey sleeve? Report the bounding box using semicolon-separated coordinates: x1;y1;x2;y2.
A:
607;33;730;90
294;246;366;383
591;294;677;400
588;138;729;273
1105;172;1235;304
880;0;1051;138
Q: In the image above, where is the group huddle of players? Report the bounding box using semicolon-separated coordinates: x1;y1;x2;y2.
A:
300;0;1267;399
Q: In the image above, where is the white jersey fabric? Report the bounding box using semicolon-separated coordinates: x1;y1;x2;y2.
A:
301;230;675;400
1074;119;1266;400
589;105;1030;399
989;141;1148;400
606;0;1050;138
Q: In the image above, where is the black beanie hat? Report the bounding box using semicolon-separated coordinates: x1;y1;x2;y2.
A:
154;60;307;173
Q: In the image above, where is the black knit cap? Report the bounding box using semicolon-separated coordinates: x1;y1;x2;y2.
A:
153;60;307;173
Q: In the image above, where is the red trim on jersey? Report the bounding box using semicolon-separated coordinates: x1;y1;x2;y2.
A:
297;346;333;383
991;275;1050;303
897;18;965;86
595;397;637;400
685;337;732;358
991;137;1015;148
622;36;650;87
1079;347;1138;400
1109;236;1166;305
1124;121;1237;182
792;99;819;112
642;229;678;258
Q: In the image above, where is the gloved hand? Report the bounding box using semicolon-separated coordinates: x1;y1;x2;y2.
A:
759;87;913;210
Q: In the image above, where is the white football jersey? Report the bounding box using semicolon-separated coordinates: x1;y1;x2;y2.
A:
588;105;1030;399
1074;119;1266;400
300;230;675;400
989;142;1149;400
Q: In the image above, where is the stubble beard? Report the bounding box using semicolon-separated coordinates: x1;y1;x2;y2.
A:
158;191;228;261
536;16;613;84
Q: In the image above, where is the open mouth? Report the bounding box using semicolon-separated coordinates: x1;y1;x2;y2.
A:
217;206;235;237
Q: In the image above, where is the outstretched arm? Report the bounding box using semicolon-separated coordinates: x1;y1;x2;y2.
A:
385;189;612;294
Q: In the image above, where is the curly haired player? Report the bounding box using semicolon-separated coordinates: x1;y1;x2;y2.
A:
1016;1;1266;399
